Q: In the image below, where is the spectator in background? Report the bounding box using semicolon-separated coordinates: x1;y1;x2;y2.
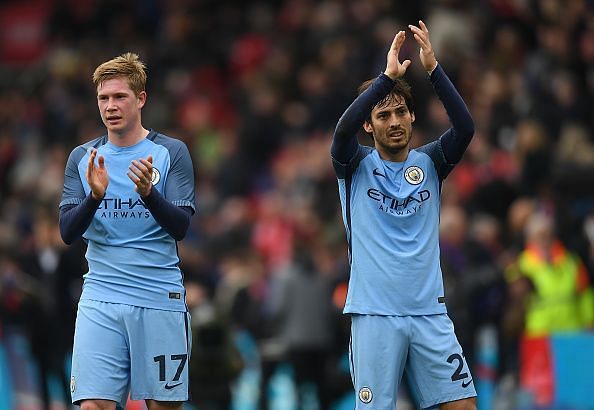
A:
274;237;340;409
19;203;85;409
186;277;243;410
502;211;594;405
504;211;594;338
439;205;505;369
0;249;44;403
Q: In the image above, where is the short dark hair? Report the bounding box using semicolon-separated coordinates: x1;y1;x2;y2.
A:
358;77;414;118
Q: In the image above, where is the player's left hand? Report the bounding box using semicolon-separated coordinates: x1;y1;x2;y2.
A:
408;20;438;73
128;155;153;198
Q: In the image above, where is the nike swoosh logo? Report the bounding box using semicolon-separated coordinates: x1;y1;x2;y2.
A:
461;379;473;388
164;382;183;390
373;168;387;178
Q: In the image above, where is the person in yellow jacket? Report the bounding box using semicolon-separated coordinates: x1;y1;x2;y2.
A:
505;211;594;337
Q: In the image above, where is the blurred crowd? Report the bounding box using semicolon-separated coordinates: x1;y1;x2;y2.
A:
1;0;594;409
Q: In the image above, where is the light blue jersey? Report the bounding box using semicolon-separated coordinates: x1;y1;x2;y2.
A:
60;131;196;311
334;142;453;316
332;65;477;408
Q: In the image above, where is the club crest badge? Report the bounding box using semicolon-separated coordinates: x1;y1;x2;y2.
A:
151;167;161;185
404;166;424;185
358;387;373;404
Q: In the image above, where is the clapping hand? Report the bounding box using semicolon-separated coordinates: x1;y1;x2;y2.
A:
128;155;154;198
384;30;411;80
86;149;109;200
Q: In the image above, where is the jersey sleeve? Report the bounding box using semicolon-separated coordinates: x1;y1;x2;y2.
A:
428;64;474;165
165;140;196;213
416;140;453;181
332;145;372;179
331;73;395;165
59;195;101;244
417;65;475;180
59;146;87;208
142;188;193;240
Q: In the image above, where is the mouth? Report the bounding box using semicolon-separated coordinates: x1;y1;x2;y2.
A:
106;116;122;124
388;130;405;138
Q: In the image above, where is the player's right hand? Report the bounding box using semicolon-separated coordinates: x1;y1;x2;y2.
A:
384;30;411;80
86;148;109;200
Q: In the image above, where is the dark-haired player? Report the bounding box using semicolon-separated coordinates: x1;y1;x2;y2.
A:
331;21;477;409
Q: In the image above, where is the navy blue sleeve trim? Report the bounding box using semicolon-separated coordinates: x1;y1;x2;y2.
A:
417;140;453;181
59;194;101;245
332;145;373;179
149;131;197;212
331;73;395;164
141;188;193;241
344;167;353;266
429;64;474;164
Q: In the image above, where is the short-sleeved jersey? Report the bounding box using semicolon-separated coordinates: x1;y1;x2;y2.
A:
333;141;452;316
60;130;196;311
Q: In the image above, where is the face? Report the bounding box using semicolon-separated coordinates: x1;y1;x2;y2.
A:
97;77;146;137
364;95;415;161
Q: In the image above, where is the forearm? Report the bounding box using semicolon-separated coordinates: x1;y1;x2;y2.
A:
430;64;475;163
331;73;395;162
59;194;101;244
142;189;193;241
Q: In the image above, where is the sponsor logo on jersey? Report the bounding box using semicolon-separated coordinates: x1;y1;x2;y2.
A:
97;197;151;219
151;167;161;185
404;166;424;185
70;376;76;393
367;188;431;215
358;387;373;403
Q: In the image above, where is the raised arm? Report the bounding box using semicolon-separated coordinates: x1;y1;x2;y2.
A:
331;75;394;163
410;21;474;164
429;65;475;164
331;31;411;164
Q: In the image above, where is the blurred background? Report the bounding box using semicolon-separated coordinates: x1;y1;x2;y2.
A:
1;0;594;409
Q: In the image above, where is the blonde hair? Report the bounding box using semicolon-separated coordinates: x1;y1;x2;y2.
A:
92;52;147;96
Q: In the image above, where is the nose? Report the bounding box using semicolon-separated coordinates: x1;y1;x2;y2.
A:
106;98;117;111
388;113;400;128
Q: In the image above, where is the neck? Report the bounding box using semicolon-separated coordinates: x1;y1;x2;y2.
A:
377;146;409;162
108;126;149;147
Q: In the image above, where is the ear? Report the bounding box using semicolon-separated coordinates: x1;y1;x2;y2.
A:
137;90;147;109
411;112;415;123
363;121;373;134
